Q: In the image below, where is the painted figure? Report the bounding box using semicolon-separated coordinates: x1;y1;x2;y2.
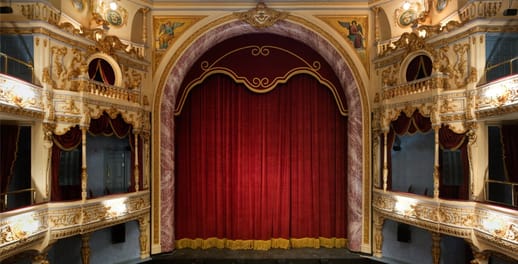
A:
338;20;364;49
158;21;184;49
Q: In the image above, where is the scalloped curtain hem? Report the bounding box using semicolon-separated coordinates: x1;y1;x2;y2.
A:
175;237;347;251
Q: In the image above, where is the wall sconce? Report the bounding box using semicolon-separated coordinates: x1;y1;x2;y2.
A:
403;1;411;11
109;1;117;11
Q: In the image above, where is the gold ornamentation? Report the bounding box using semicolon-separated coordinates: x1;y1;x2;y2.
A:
48;208;81;228
381;64;398;87
431;46;450;77
33;253;49;264
91;11;110;29
90;35;128;55
373;212;384;257
138;216;150;258
234;2;288;29
123;65;143;90
451;43;472;89
58;21;82;35
43;46;68;89
380;32;429;57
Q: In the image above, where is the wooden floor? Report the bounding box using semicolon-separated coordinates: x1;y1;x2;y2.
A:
142;248;385;264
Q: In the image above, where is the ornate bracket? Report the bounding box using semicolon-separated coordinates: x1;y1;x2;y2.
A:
234;2;288;28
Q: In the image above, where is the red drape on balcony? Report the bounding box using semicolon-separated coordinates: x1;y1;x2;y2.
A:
88;58;115;85
385;110;432;191
501;125;518;183
51;126;82;201
439;125;469;199
0;125;20;194
51;113;136;201
174;74;347;250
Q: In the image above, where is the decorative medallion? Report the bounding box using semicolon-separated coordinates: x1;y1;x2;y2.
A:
398;10;418;27
436;0;448;12
234;2;288;28
71;0;85;12
106;10;123;26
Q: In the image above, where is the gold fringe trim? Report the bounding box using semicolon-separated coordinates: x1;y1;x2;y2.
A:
175;237;347;250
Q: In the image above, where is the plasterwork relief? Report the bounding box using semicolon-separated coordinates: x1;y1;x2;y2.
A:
234;2;288;29
42;45;91;92
451;42;477;89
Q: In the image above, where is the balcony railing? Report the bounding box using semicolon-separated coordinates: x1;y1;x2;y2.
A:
0;191;150;261
0;52;34;83
373;189;518;260
485;56;518;84
486;179;518;207
0;188;36;212
382;74;448;100
81;78;141;104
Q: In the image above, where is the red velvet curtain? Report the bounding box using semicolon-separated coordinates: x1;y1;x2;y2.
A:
175;74;347;249
89;112;131;138
439;125;469;200
51;126;82;201
0;125;20;195
501;125;518;183
88;59;115;85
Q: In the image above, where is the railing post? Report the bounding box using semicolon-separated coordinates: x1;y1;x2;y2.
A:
134;132;140;192
81;126;88;201
383;131;388;191
433;125;440;199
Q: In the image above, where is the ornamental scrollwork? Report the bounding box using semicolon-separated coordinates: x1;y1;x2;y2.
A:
234;2;288;29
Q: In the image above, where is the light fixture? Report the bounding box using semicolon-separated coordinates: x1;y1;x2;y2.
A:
403;1;411;10
109;1;117;11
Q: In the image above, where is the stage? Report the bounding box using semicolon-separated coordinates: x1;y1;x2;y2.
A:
142;248;385;264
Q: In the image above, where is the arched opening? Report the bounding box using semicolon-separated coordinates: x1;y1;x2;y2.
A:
174;33;348;250
88;58;115;85
157;19;367;253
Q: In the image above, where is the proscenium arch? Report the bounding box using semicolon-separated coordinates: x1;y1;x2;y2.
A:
155;17;370;253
